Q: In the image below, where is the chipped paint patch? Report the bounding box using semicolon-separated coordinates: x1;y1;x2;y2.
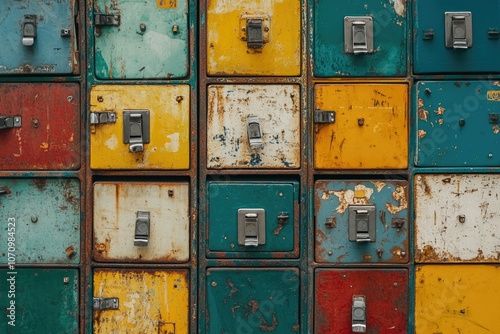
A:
418;108;429;122
386;185;407;214
164;132;180;152
487;90;500;101
493;125;500;134
104;134;119;150
418;130;427;139
371;181;386;193
434;106;446;115
389;0;406;17
332;185;374;214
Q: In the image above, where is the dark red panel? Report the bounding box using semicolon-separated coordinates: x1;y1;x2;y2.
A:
315;269;408;334
0;83;80;170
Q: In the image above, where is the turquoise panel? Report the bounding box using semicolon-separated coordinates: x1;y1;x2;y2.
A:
416;81;500;167
315;180;409;264
414;0;500;74
314;0;407;77
0;178;80;264
94;0;189;79
206;268;300;333
0;269;79;333
0;0;76;74
207;181;298;257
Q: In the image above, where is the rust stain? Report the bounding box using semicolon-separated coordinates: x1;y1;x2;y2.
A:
65;245;77;259
259;314;278;332
416;244;496;262
227;278;238;298
33;179;48;191
0;186;11;195
386;185;407;214
418;129;427;139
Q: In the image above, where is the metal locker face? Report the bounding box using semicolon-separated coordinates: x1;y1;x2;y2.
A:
206;268;300;333
314;84;408;169
89;85;190;170
0;178;80;264
414;0;500;74
207;85;301;169
314;0;407;77
0;83;80;170
0;0;78;74
415;174;500;263
93;0;188;79
0;269;78;333
93;269;189;333
315;269;408;333
206;0;301;76
93;182;190;263
416;81;500;167
207;181;298;257
415;265;500;333
315;180;409;264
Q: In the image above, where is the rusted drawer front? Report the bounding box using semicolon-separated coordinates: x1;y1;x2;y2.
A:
206;0;301;76
207;84;301;169
416;81;500;167
315;269;408;333
89;85;190;170
314;0;408;77
93;269;189;333
315;180;409;264
93;182;190;263
93;0;189;79
415;265;500;333
0;269;78;333
314;84;408;169
0;178;80;264
0;83;80;170
0;0;78;75
207;181;298;258
415;174;500;263
206;268;300;333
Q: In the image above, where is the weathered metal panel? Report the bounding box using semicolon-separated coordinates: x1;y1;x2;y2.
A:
0;0;78;74
314;84;408;169
89;85;190;170
0;269;78;333
415;174;500;263
93;182;190;263
416;81;500;167
208;181;298;256
93;269;189;333
0;83;80;170
0;178;80;264
206;0;301;76
415;265;500;333
314;0;407;77
206;268;300;333
315;180;409;263
93;0;188;79
315;269;408;333
414;0;500;74
207;84;301;169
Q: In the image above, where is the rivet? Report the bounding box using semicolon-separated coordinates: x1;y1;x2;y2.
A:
393;283;398;287
358;118;364;126
328;251;333;255
264;27;269;32
31;118;40;128
458;215;466;223
168;190;174;197
67;96;73;102
140;23;146;32
31;216;38;223
211;281;217;287
176;96;183;102
488;153;493;158
459;119;465;127
97;96;104;102
172;25;179;34
401;252;407;257
376;248;384;258
63;277;70;284
424;88;431;95
241;26;246;31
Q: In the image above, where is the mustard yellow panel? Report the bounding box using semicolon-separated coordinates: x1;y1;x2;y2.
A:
93;269;189;334
415;265;500;334
206;0;301;76
90;85;190;170
314;84;408;169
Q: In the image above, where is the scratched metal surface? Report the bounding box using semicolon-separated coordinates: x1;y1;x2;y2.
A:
0;178;80;264
0;0;77;74
415;174;500;262
315;180;409;263
207;84;301;169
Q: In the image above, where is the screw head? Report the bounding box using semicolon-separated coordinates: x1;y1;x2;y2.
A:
358;118;364;126
31;216;38;223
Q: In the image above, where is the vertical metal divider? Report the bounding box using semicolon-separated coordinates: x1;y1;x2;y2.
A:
198;0;309;333
84;0;198;333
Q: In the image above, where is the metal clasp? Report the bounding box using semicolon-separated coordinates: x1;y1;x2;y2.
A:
314;110;336;124
348;205;376;242
247;115;263;149
0;116;22;130
123;110;150;153
445;12;472;49
93;297;119;311
134;211;150;247
352;296;367;332
94;14;121;27
240;14;270;50
90;112;116;125
344;16;374;54
22;15;37;46
238;209;266;247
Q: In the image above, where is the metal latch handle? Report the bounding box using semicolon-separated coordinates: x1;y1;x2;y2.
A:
93;297;119;310
22;15;37;46
90;112;116;125
94;14;121;27
352;296;366;332
134;211;150;247
0;116;22;130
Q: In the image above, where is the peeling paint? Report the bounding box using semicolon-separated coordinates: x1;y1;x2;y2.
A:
493;125;499;134
418;130;427;139
434;106;446;115
331;185;374;214
386;185;408;214
389;0;406;17
418;108;429;122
